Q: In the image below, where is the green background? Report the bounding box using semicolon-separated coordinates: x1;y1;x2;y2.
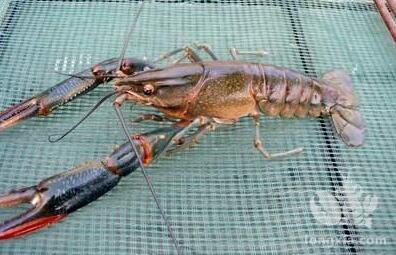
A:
0;0;395;254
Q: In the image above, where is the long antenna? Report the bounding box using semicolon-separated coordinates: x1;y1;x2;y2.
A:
115;1;182;254
48;91;119;143
117;1;146;71
114;106;181;254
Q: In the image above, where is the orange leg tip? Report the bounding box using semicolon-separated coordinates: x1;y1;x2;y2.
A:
0;214;67;240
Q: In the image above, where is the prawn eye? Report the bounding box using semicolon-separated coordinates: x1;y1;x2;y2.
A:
143;84;155;96
91;65;106;77
121;59;134;75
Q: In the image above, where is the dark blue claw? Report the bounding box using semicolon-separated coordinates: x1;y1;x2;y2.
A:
0;126;180;240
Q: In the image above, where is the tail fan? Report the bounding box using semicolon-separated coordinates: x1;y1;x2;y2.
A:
321;70;366;147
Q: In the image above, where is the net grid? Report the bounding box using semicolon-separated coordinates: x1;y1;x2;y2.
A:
0;0;395;254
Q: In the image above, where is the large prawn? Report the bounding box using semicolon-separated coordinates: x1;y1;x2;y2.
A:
0;5;365;252
113;52;366;159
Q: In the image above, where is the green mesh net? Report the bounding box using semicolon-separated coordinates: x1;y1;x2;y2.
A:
0;0;395;254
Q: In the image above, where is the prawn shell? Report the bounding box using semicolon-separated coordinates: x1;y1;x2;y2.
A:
308;88;322;117
295;104;309;118
280;103;297;118
259;101;283;116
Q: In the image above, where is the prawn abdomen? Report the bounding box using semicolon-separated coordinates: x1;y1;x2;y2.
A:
255;64;326;118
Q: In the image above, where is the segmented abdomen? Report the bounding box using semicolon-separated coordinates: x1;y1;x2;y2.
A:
254;64;326;118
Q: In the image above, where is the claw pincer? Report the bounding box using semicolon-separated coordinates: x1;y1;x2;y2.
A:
0;126;180;240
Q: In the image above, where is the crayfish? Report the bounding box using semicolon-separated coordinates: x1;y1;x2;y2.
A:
0;43;366;242
0;5;366;253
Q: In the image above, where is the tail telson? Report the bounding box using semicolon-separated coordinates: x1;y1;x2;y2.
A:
321;70;366;147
